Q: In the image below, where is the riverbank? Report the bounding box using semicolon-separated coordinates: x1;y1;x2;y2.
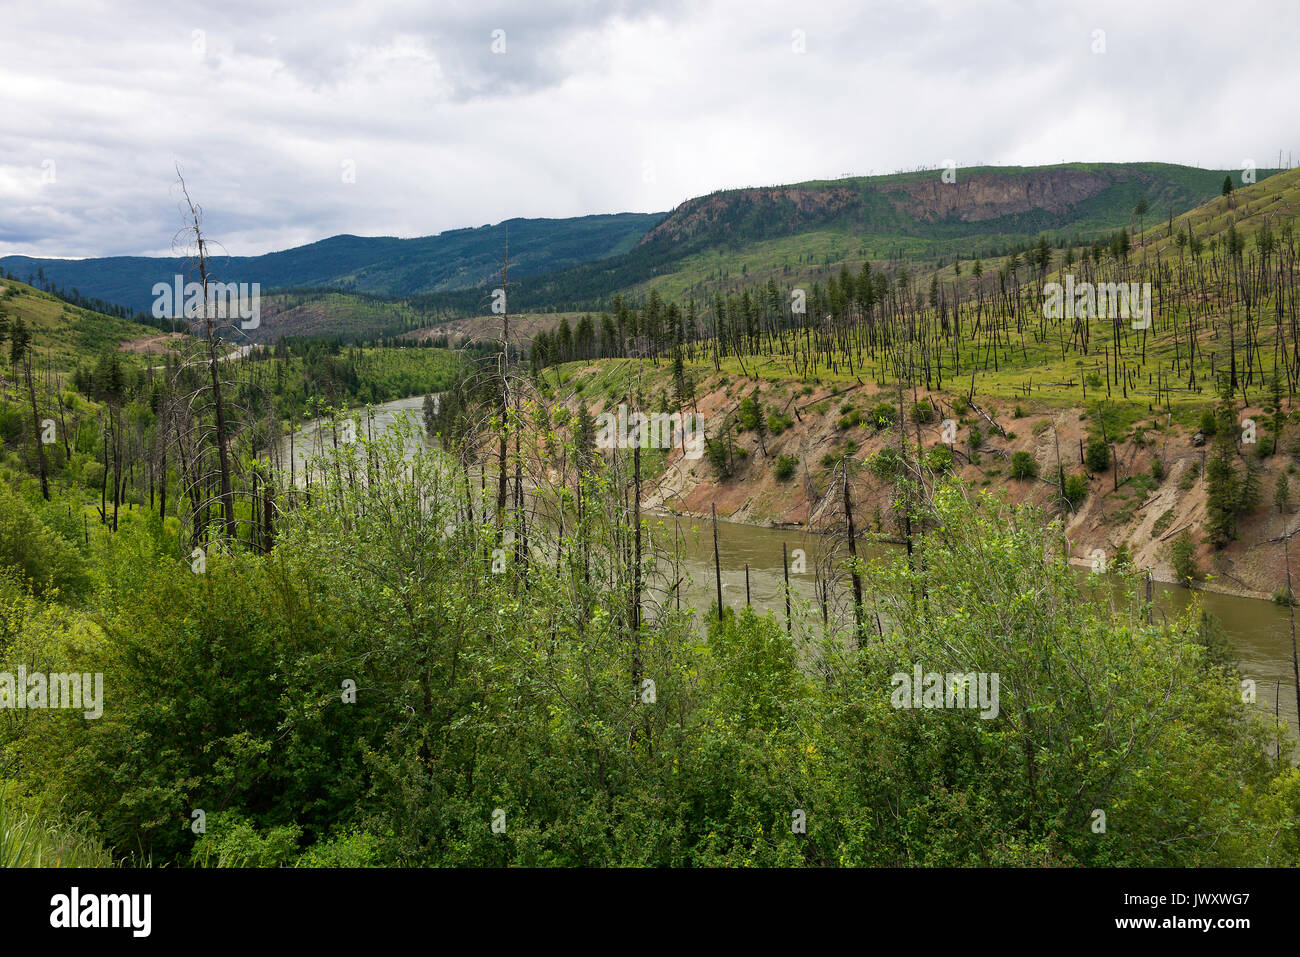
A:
549;360;1298;604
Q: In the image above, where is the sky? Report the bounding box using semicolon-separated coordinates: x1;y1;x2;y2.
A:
1;0;1296;259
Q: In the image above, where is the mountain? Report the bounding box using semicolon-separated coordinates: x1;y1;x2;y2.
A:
501;162;1280;310
0;212;665;315
3;162;1280;342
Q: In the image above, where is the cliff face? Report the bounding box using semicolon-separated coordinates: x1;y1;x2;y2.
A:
636;185;860;245
886;168;1113;222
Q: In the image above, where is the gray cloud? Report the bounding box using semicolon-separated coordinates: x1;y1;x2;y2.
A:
1;0;1296;258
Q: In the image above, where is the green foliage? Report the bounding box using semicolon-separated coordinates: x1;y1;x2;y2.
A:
0;484;87;598
1084;437;1111;472
191;811;302;868
1199;409;1218;436
766;410;793;436
869;402;896;430
0;791;114;868
1205;388;1253;547
1010;451;1039;480
1167;529;1200;585
837;409;862;430
737;395;763;431
773;454;798;481
867;446;903;480
1063;473;1089;506
706;436;734;479
924;444;954;472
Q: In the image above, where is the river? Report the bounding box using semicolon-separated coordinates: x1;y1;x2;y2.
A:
273;394;1300;739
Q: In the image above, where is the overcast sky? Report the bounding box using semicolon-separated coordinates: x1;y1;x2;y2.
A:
2;0;1296;259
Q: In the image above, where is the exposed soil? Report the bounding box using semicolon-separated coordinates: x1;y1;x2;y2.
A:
117;332;187;354
565;368;1295;602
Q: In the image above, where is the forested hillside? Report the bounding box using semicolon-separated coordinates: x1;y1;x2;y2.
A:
0;212;663;314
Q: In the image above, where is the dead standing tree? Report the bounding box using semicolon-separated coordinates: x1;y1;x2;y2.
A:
166;169;251;550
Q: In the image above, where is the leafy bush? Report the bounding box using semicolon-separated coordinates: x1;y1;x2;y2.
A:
869;402;896;430
773;454;798;481
767;411;793;436
1063;473;1089;506
0;484;87;598
1198;409;1218;436
1167;529;1200;585
191;811;302;868
924;444;954;472
1085;437;1111;472
868;446;903;480
1010;451;1039;480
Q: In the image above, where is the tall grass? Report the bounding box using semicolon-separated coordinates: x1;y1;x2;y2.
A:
0;792;115;868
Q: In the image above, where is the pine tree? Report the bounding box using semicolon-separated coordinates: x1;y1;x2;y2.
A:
574;404;596;472
1275;472;1292;514
1205;385;1242;546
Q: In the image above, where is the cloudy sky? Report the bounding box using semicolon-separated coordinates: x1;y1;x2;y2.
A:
2;0;1296;259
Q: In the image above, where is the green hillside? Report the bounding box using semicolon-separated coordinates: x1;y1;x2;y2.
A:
0;278;158;371
0;211;664;314
532;162;1280;310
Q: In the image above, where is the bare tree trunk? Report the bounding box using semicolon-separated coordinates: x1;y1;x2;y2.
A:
23;356;49;500
844;469;864;645
179;171;237;542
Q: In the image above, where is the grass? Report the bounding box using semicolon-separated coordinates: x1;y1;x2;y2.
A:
0;791;116;867
0;280;157;372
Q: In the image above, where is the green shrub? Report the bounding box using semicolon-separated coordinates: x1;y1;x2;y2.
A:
1198;409;1217;436
869;402;896;430
1085;437;1111;472
767;411;793;436
0;484;87;598
774;454;798;481
1167;529;1200;586
924;444;954;472
1010;451;1039;480
191;811;302;868
1063;473;1089;506
868;447;903;480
